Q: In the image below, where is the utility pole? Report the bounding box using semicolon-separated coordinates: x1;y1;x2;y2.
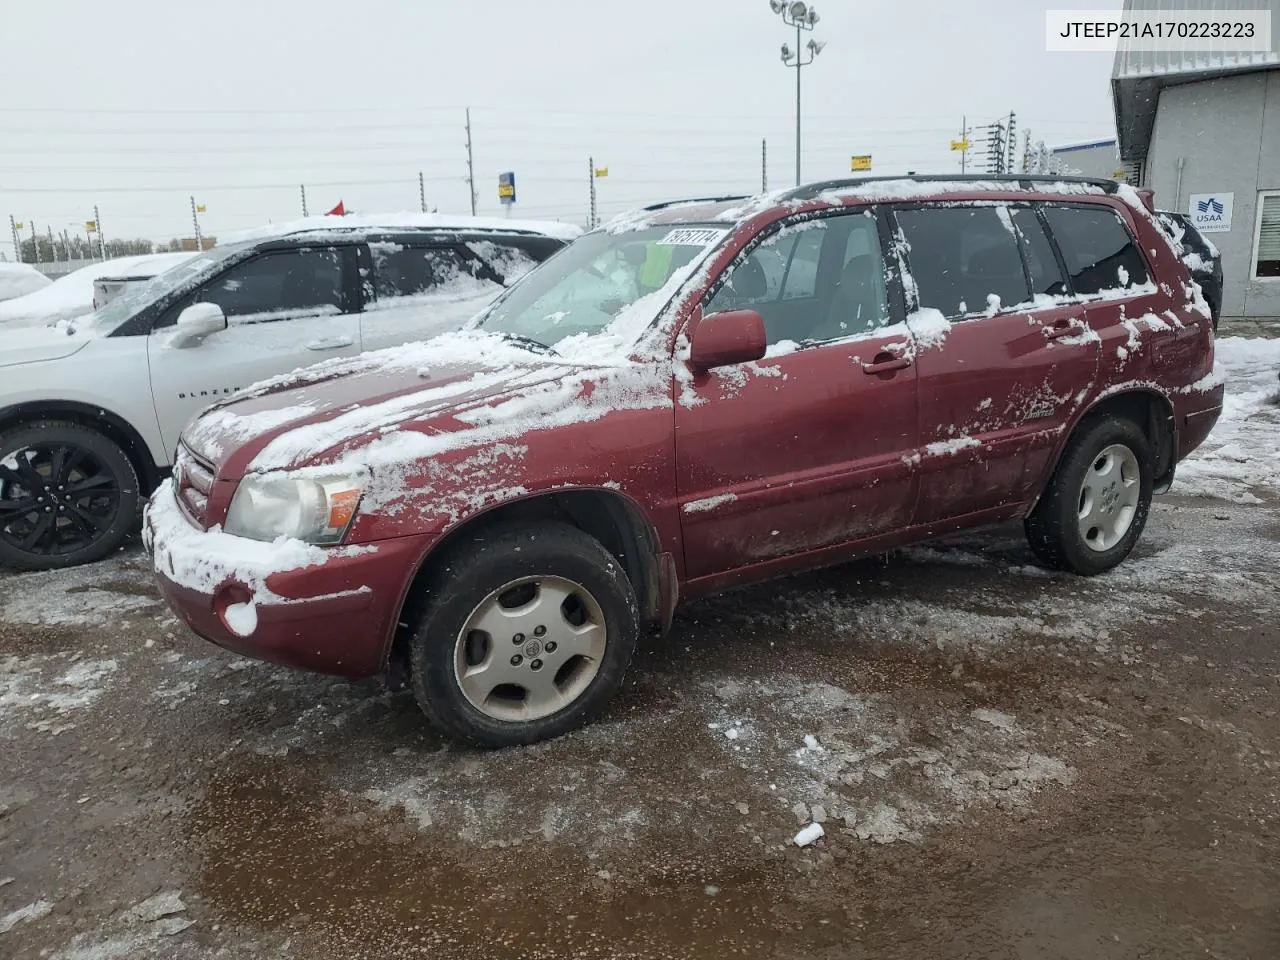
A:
1006;112;1017;176
190;196;202;253
31;219;39;263
419;171;426;213
46;226;54;261
93;205;105;259
9;214;20;263
1021;129;1032;174
762;138;768;192
300;184;308;217
960;116;968;173
465;107;477;216
588;156;598;230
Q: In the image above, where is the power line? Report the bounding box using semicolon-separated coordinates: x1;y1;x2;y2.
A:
0;104;1115;126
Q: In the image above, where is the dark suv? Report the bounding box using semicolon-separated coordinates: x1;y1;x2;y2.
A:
1157;211;1223;327
147;176;1223;747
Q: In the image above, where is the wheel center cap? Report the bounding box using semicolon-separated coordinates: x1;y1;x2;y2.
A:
523;639;543;659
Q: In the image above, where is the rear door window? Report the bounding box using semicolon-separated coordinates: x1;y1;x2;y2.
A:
1010;207;1068;297
894;206;1031;317
464;239;541;285
1041;205;1150;295
370;244;494;303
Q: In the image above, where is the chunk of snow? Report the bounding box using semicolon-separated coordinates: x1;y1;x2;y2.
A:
683;493;737;514
793;822;825;847
803;734;822;751
0;899;53;934
906;308;951;350
222;601;258;638
925;436;980;457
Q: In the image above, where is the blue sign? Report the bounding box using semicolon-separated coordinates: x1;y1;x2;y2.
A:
498;171;516;205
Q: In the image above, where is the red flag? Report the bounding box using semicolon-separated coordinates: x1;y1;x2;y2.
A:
326;200;346;216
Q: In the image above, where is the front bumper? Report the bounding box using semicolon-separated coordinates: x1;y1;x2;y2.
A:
145;484;431;678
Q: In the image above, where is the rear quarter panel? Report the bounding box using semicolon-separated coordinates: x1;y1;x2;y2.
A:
1026;195;1219;500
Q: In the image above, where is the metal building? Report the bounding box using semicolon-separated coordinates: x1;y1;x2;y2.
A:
1113;0;1280;324
1050;139;1125;180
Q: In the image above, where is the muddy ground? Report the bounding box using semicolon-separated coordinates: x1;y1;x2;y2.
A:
2;495;1279;959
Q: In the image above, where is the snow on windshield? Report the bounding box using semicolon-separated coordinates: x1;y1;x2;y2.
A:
474;224;727;354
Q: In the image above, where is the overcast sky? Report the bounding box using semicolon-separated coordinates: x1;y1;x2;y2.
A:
0;0;1119;244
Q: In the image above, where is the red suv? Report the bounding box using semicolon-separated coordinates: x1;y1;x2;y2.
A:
145;176;1224;747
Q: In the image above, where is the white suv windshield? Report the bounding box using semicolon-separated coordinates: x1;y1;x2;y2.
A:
476;224;727;349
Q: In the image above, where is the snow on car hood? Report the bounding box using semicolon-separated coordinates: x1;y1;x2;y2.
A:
0;324;91;368
181;329;672;521
183;330;643;469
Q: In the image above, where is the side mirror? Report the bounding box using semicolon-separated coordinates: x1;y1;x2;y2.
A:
689;309;767;371
171;302;226;347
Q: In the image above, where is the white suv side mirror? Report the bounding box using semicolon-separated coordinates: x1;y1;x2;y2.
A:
172;302;227;347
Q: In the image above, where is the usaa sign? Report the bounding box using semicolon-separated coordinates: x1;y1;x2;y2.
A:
1188;192;1233;233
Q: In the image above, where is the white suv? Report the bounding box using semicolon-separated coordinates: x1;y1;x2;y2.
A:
0;215;578;570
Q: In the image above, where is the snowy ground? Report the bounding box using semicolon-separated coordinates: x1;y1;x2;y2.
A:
1;338;1278;959
1172;336;1280;503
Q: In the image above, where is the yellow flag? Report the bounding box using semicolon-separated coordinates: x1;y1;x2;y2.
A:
594;166;609;178
195;203;207;214
14;222;23;230
949;139;970;152
85;220;98;233
850;155;872;171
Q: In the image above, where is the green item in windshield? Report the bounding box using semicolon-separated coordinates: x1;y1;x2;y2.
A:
638;243;675;291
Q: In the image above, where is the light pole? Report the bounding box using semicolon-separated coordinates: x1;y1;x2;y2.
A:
771;0;825;186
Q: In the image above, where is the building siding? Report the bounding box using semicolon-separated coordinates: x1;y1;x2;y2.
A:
1144;71;1280;319
1051;142;1123;180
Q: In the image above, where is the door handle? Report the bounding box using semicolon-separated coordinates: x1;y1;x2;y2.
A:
861;352;912;374
1042;318;1083;340
306;336;353;351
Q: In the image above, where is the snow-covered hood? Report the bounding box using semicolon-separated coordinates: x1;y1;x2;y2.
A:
0;325;91;369
181;333;593;476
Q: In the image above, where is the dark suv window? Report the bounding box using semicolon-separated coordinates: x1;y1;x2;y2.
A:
1042;205;1149;295
895;206;1030;317
370;244;487;301
1010;207;1068;297
199;248;344;320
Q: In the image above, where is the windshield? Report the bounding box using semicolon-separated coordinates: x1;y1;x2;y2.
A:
475;224;728;348
77;242;254;334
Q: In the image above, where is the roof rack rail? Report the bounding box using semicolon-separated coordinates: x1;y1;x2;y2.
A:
780;174;1123;202
641;195;752;212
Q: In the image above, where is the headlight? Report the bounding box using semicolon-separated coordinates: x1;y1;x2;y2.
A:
224;471;366;544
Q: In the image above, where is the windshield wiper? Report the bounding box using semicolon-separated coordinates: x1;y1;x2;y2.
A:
497;331;560;356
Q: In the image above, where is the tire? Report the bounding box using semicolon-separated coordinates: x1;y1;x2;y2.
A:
1025;415;1153;576
0;420;140;571
409;521;640;748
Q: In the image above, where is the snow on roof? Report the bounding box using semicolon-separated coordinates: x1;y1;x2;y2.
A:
219;212;583;246
0;262;51;303
605;178;1121;235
